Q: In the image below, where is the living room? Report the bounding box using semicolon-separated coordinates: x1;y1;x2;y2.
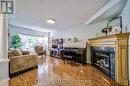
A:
0;0;130;86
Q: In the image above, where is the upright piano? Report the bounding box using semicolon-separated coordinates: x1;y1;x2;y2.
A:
60;48;87;65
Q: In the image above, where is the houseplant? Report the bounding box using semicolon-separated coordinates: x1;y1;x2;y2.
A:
9;34;21;48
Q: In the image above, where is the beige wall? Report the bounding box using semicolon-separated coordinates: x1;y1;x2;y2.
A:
51;21;107;41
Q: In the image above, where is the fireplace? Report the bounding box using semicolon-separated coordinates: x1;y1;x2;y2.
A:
89;33;129;86
92;46;115;80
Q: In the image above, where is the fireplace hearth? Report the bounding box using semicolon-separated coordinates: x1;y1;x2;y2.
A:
91;47;115;80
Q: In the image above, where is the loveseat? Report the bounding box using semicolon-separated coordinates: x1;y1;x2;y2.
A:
9;49;38;77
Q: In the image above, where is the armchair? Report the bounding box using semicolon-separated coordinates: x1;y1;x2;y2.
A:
34;45;46;56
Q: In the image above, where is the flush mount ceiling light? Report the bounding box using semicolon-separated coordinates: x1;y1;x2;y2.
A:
46;18;55;24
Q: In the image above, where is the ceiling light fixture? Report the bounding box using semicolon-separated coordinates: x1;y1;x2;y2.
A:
46;18;55;24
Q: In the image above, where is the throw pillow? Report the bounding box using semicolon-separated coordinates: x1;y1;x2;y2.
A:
16;49;23;55
21;51;30;55
12;50;20;56
8;51;15;57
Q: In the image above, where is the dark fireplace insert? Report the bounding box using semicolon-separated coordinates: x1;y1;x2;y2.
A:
91;46;115;80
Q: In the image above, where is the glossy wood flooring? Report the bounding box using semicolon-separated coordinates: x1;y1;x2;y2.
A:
9;56;122;86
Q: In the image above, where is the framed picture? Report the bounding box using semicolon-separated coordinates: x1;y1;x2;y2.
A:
107;16;122;35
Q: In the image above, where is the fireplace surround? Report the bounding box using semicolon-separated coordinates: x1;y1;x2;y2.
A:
89;33;129;86
92;46;115;80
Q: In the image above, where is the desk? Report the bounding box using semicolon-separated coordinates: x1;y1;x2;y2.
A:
60;48;86;65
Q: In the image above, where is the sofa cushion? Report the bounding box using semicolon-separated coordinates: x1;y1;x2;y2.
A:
21;51;30;55
36;51;44;54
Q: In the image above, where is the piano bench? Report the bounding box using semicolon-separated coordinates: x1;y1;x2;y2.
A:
63;55;74;65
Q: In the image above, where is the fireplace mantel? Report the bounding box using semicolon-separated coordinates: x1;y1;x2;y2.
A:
89;33;129;86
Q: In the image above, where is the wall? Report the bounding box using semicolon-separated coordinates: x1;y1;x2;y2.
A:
51;21;107;41
121;0;130;32
121;0;130;84
51;21;108;63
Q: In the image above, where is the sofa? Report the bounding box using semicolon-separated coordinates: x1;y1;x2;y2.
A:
9;49;38;77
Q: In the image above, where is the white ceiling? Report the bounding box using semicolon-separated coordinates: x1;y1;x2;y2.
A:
9;0;110;30
86;0;128;24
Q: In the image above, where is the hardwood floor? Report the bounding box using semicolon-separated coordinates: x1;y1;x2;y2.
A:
9;56;122;86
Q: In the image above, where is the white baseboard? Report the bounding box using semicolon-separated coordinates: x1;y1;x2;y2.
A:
0;78;9;86
0;59;9;83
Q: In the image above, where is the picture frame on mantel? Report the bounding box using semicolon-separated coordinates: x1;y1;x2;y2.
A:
107;16;122;35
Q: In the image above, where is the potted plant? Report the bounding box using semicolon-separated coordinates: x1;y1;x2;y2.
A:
9;34;21;48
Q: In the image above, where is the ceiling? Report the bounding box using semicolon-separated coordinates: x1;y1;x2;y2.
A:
86;0;128;24
9;0;110;30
